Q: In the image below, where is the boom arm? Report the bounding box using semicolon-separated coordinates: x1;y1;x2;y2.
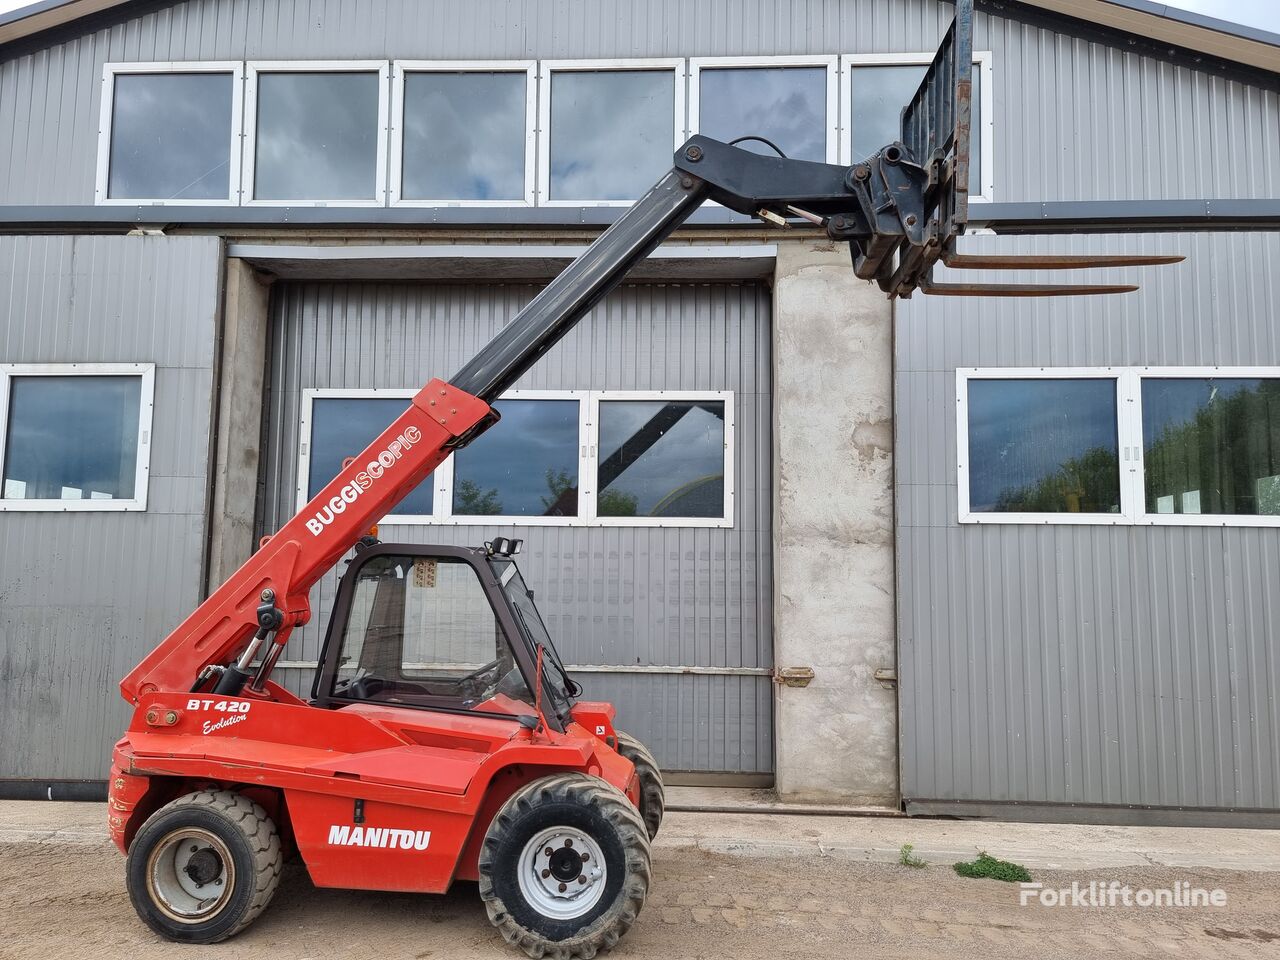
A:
120;0;1182;702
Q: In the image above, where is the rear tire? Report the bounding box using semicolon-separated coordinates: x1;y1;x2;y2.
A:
479;773;651;960
126;789;283;944
615;731;665;840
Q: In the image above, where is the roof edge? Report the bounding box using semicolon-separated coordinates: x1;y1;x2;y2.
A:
1014;0;1280;74
0;0;135;44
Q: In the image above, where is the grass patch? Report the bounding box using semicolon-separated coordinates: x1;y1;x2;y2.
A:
952;851;1032;883
898;843;927;869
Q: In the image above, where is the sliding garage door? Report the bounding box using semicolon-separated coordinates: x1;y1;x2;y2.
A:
260;281;773;776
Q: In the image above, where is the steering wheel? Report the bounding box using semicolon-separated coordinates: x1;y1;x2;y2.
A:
344;674;388;700
457;657;507;699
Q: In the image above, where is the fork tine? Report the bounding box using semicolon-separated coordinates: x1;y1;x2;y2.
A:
941;252;1185;270
920;279;1140;297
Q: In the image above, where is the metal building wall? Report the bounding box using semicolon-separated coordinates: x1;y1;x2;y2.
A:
261;281;774;774
896;230;1280;814
1;0;1277;205
0;234;222;782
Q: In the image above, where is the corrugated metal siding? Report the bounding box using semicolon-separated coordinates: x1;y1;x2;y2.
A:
896;231;1280;810
262;281;774;774
1;0;1277;204
0;234;222;780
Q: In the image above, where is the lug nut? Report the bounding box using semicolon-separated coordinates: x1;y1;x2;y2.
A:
541;869;550;879
564;838;573;848
558;882;567;892
544;847;553;856
190;845;198;853
580;852;589;862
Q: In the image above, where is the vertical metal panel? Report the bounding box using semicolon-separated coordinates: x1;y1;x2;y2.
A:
0;234;222;780
263;281;774;774
1;0;1277;204
896;231;1280;811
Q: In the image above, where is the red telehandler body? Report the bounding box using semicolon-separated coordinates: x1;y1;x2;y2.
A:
107;2;1177;955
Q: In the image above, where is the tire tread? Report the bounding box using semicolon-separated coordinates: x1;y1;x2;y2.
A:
478;773;651;960
130;789;283;942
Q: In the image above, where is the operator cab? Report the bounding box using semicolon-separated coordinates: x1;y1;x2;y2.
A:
312;538;580;731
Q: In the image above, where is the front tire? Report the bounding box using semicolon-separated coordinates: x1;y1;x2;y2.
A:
479;773;651;960
615;731;664;840
126;790;283;944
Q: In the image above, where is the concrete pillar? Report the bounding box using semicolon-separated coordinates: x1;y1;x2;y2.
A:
771;239;898;806
207;258;272;592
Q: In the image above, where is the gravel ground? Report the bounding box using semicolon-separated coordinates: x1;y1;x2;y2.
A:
2;839;1278;960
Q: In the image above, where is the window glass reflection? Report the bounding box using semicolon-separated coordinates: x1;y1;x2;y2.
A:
1142;378;1280;516
699;66;827;161
452;399;580;516
108;73;234;200
851;63;982;192
402;71;526;201
549;70;674;200
3;376;141;501
966;379;1119;514
255;72;381;201
597;401;726;518
309;398;433;515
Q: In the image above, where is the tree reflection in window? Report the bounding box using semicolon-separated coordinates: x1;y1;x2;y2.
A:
452;399;580;517
597;401;726;518
966;379;1120;514
1142;378;1280;516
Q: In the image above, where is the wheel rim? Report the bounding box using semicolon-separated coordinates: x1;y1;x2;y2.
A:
517;825;608;921
145;827;236;924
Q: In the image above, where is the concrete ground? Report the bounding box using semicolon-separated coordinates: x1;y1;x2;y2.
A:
3;795;1279;959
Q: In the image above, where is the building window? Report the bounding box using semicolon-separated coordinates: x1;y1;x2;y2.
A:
539;61;684;204
301;393;434;517
593;396;732;524
450;397;582;518
690;58;838;163
298;389;731;527
842;53;993;200
958;368;1280;527
392;62;536;205
961;375;1121;519
1141;375;1280;520
97;63;242;204
0;364;154;511
246;62;389;204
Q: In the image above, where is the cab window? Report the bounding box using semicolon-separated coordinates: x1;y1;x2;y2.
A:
330;554;534;713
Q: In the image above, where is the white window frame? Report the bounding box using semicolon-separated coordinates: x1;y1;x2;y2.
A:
390;60;537;207
841;51;994;203
587;390;735;529
298;388;734;528
956;367;1132;525
688;56;840;165
0;362;155;512
536;58;686;207
243;60;391;208
1133;366;1280;528
95;61;244;206
958;366;1280;527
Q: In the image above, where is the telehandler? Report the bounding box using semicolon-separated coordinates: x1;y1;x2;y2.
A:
107;2;1178;956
